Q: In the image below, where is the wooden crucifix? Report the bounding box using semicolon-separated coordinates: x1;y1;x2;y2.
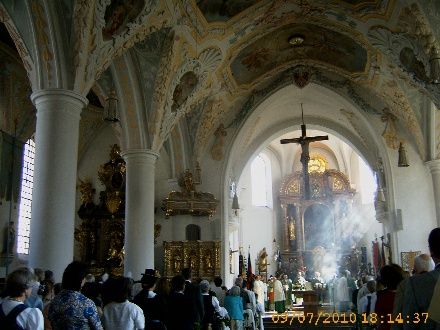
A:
280;104;328;199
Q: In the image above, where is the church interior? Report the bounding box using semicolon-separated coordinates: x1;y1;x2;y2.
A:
0;0;440;289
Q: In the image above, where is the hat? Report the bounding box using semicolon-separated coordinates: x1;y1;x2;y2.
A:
140;269;160;287
141;268;160;277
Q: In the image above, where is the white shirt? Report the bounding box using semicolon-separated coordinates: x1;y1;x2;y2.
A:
1;298;43;330
358;293;373;315
102;301;145;330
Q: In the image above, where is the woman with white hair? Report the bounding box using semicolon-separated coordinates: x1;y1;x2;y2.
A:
0;268;44;329
199;280;228;329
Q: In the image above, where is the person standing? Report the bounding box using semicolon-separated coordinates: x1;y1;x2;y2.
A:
392;254;434;330
211;277;226;306
131;268;159;322
253;275;265;313
358;280;376;325
0;268;44;329
273;276;286;313
48;261;103;330
268;276;275;311
181;268;204;323
375;264;404;330
281;274;293;311
101;277;145;330
337;270;350;313
403;228;440;330
168;275;197;330
224;286;245;330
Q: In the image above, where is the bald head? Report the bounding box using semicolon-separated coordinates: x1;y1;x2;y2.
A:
414;254;435;274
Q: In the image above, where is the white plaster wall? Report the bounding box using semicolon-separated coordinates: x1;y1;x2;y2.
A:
390;143;437;262
238;156;279;277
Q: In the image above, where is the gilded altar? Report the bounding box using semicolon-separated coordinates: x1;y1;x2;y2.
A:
164;241;221;280
75;145;161;277
277;163;359;277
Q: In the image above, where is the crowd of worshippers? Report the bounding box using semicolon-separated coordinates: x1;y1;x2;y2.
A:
1;227;439;330
0;263;266;330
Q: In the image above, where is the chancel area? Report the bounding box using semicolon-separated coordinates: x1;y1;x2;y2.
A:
1;0;440;295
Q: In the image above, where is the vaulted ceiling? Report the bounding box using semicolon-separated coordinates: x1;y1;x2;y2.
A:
0;0;439;173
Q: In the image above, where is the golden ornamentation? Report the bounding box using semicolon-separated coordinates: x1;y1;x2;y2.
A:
164;241;221;279
162;168;219;219
105;191;122;214
76;145;127;274
78;177;96;204
286;180;300;194
74;223;86;251
308;154;327;173
97;145;126;214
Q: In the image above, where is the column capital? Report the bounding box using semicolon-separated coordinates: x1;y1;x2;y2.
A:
426;159;440;174
121;149;160;162
31;88;88;107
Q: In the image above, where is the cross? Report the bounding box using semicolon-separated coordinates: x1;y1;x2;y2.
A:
280;104;328;199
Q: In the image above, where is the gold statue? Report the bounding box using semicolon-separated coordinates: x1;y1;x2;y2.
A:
289;218;296;241
78;178;95;204
205;252;212;270
259;247;268;272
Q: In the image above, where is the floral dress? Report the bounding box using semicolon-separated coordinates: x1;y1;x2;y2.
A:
48;289;103;330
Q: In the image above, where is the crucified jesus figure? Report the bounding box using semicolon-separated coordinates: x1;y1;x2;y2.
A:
280;105;328;199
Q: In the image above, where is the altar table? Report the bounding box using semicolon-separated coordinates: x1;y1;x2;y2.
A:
292;290;327;314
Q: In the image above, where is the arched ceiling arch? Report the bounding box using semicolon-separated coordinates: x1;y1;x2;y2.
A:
226;83;388;182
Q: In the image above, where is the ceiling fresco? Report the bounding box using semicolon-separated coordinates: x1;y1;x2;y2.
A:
231;23;368;86
196;0;260;23
0;0;439;164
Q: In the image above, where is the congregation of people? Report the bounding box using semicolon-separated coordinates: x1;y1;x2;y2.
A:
1;227;440;329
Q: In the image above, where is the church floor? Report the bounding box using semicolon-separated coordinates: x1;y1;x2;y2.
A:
263;304;357;329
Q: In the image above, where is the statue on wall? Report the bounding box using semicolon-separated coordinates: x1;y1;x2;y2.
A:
259;247;268;273
106;228;124;267
205;251;212;270
3;221;15;253
173;255;182;272
78;178;95;205
289;218;295;241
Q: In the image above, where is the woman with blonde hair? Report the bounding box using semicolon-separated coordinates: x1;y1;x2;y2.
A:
0;268;44;329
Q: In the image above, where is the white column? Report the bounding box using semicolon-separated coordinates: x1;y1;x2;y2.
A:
29;89;87;279
426;159;440;227
121;149;159;280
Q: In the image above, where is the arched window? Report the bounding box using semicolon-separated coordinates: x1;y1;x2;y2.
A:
186;224;201;241
17;138;35;254
251;154;272;207
359;156;376;204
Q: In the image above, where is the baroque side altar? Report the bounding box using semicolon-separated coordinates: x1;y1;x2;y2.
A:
164;241;221;280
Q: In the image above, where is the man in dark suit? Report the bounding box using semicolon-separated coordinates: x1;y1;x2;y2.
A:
167;275;196;330
181;267;204;323
403;227;440;330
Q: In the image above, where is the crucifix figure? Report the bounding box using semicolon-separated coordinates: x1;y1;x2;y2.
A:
280;104;328;199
